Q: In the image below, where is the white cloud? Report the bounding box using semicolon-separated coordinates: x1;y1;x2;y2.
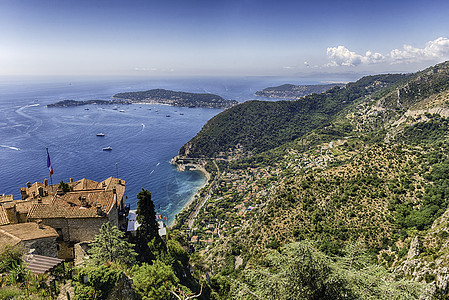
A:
326;46;364;66
326;37;449;67
390;37;449;64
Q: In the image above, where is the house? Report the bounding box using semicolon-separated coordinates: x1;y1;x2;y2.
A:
0;222;59;257
0;177;129;260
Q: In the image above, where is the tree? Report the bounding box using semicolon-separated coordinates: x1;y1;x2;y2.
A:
231;241;426;300
132;259;180;300
135;188;163;262
59;180;71;193
73;264;123;300
88;222;137;266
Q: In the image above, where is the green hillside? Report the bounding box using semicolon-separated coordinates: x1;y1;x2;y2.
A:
179;74;408;158
174;61;449;299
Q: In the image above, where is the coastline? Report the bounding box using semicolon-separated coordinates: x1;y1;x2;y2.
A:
168;158;211;228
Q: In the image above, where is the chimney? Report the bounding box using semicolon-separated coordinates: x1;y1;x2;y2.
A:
26;182;31;188
96;204;103;216
70;178;73;183
44;179;48;186
81;196;87;207
38;187;44;197
36;219;44;229
20;188;27;200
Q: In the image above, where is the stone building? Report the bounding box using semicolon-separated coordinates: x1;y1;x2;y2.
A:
0;222;59;257
0;176;129;260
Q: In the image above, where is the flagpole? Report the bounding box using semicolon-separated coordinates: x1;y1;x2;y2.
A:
46;148;53;186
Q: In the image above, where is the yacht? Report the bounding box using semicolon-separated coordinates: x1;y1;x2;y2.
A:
102;146;112;151
96;133;105;137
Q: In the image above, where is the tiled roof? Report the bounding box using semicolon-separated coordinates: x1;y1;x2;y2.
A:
19;177;125;220
25;255;64;274
72;178;101;191
0;205;10;225
27;190;117;219
0;222;58;243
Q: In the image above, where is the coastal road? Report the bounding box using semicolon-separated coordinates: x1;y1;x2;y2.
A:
187;160;220;229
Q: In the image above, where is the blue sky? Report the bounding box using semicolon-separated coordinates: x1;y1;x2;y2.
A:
1;0;449;77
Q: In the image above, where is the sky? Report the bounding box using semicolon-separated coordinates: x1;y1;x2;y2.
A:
1;0;449;77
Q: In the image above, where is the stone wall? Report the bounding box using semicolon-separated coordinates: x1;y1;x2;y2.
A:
74;242;91;265
23;236;58;257
67;218;108;242
108;204;118;227
57;241;74;260
40;219;71;242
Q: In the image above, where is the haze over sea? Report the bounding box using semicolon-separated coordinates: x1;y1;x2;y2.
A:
0;75;341;223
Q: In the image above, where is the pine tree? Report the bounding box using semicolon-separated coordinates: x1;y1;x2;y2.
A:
88;222;137;266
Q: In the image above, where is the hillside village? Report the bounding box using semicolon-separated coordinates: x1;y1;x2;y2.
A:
0;177;129;267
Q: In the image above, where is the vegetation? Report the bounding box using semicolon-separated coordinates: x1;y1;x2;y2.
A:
113;89;238;109
169;60;449;298
230;241;425;299
179;74;408;158
88;222;137;266
135;189;164;263
255;83;345;99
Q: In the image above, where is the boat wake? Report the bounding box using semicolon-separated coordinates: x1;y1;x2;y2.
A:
0;145;20;151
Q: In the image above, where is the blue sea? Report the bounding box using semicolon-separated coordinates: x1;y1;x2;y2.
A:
0;75;335;223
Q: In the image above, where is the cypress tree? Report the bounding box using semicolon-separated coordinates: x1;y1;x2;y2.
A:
135;188;164;262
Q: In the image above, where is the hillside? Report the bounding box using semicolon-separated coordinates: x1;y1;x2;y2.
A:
173;61;449;298
113;89;238;109
255;83;346;99
179;73;408;158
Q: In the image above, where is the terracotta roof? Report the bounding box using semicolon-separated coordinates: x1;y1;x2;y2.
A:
19;177;125;220
72;178;101;191
0;223;58;245
0;194;13;202
27;190;117;219
0;205;10;226
25;255;64;274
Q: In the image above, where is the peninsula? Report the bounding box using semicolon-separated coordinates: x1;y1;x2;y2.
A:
255;83;346;99
47;99;129;107
112;89;238;108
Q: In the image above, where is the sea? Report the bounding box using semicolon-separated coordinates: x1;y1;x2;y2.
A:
0;75;349;223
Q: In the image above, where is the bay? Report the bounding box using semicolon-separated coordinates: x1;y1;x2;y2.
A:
0;75;325;223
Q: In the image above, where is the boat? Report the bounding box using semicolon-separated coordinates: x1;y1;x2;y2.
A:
112;106;118;110
84;108;89;110
166;115;171;117
179;113;184;115
96;133;105;137
102;146;112;151
119;110;125;112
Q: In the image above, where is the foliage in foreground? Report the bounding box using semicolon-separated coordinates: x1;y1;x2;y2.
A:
88;222;137;266
228;241;427;300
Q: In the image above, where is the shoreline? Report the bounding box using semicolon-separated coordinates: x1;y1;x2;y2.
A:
168;159;211;228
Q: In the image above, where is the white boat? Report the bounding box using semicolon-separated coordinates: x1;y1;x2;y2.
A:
96;133;105;137
119;110;125;112
102;146;112;151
